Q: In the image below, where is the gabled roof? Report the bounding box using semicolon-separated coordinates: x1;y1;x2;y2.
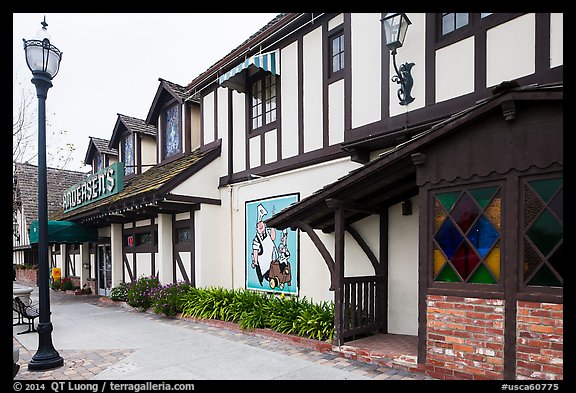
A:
84;136;118;165
145;78;195;125
51;143;222;223
266;82;563;233
13;162;89;227
109;113;158;149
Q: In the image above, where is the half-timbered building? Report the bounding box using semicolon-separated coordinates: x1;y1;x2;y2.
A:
43;13;562;380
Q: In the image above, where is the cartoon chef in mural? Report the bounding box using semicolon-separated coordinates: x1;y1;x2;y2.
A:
251;203;292;290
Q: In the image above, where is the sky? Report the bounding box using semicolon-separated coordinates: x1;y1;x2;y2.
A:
13;12;279;172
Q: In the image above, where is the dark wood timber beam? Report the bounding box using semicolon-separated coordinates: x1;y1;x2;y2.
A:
345;224;380;272
295;219;337;291
325;198;383;215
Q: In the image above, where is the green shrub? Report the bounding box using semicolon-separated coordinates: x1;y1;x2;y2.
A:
179;287;334;342
109;282;129;301
126;276;160;310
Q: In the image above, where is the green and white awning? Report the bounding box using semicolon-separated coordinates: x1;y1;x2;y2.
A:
219;50;280;93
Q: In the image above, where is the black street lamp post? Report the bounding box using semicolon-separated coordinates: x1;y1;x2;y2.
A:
23;17;64;371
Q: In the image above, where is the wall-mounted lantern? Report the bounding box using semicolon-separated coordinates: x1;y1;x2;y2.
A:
382;13;415;106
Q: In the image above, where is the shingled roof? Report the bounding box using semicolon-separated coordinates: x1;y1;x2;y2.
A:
84;136;118;164
52;143;221;223
13;162;90;227
109;113;158;149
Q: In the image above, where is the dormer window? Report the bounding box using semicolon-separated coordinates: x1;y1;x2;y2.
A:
162;103;181;160
122;134;134;176
95;153;104;172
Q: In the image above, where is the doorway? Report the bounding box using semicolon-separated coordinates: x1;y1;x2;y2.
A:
97;244;112;296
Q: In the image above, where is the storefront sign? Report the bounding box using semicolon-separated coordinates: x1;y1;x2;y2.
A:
63;162;124;213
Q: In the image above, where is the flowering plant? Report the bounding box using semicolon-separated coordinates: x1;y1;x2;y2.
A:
149;281;191;317
126;275;160;310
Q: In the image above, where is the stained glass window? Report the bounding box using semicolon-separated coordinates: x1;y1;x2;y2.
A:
164;104;181;159
433;186;501;284
95;153;103;172
523;176;563;287
123;135;134;176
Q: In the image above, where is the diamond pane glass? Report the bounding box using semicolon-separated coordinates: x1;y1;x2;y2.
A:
469;186;497;209
523;241;542;278
433;246;446;276
527;210;563;257
435;219;463;259
433;198;447;234
548;243;563;279
467;215;499;257
437;191;460;212
485;243;501;280
451;242;480;280
485;192;501;231
527;264;562;287
436;263;461;282
469;264;497;284
451;193;480;233
529;178;563;203
548;188;563;222
524;186;544;228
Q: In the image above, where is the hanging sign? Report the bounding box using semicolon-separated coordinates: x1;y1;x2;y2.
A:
63;162;124;213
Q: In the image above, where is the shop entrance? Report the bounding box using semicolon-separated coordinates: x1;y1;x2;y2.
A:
97;244;112;296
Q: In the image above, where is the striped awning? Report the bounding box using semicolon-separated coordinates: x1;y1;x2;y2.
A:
219;50;280;93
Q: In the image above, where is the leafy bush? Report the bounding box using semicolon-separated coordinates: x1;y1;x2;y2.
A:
50;278;61;291
109;282;129;301
126;276;160;310
60;277;75;291
149;281;191;317
179;287;334;342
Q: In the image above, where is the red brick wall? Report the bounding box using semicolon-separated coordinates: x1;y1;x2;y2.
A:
426;295;505;380
15;268;39;286
516;301;563;380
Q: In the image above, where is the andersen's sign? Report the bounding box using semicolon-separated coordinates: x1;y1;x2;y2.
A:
63;162;124;213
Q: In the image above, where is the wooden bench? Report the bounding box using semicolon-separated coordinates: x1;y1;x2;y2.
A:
13;296;39;335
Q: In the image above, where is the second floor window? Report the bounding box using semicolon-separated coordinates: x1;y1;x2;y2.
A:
251;74;276;131
163;104;181;159
123;135;134;176
330;31;345;75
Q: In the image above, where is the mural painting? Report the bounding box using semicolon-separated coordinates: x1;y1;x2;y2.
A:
245;194;299;295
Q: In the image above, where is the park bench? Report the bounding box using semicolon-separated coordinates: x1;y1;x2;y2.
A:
13;296;39;335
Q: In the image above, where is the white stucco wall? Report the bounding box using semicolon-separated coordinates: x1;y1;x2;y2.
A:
550;13;563;69
328;79;344;146
224;157;363;303
232;90;246;172
203;91;215;145
351;13;381;128
387;197;419;335
486;13;535;87
170;157;222;200
141;132;157;171
302;26;323;153
280;40;299;159
435;37;475;103
217;86;229;177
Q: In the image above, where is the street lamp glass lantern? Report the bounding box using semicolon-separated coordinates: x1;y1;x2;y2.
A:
23;18;63;79
383;13;411;52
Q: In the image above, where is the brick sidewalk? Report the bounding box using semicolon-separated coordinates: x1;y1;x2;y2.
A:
14;290;434;381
